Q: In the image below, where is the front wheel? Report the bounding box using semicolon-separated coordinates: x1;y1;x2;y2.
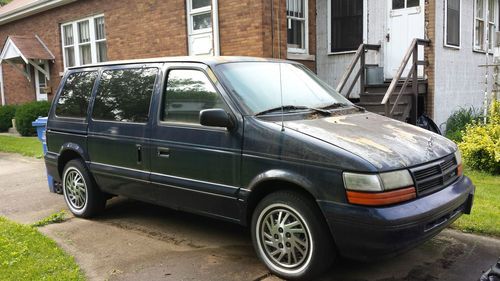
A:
251;191;335;280
62;159;106;218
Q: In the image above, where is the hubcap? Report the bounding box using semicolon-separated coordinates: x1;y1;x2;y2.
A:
64;168;87;210
260;207;310;269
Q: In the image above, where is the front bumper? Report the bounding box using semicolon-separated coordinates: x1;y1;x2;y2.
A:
318;175;475;260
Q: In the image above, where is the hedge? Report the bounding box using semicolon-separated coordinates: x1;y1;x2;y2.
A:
14;101;51;136
0;105;16;132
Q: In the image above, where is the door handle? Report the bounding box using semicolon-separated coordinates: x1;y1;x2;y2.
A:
136;144;142;164
157;147;170;158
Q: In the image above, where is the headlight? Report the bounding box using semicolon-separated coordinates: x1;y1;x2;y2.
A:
343;170;416;206
343;170;414;192
455;149;463;176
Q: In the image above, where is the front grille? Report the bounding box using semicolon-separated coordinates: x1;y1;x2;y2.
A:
411;156;459;196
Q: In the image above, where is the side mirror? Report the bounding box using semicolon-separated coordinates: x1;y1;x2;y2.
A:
199;108;234;129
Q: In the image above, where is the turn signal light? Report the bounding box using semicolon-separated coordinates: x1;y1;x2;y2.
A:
457;164;463;177
346;186;416;206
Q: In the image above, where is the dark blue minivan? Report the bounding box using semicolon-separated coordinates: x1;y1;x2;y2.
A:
45;57;474;280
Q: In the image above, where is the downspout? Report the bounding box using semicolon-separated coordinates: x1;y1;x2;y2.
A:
212;0;220;55
271;0;274;58
0;65;4;106
277;0;281;59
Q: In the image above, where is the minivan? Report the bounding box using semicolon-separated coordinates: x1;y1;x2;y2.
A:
45;57;474;280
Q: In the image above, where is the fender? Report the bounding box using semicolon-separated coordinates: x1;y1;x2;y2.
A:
58;142;88;161
246;169;316;197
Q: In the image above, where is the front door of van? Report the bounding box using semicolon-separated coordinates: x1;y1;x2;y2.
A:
87;65;160;199
385;0;425;79
150;64;242;221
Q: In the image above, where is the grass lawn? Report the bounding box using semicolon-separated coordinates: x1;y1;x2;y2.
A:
0;135;42;158
0;217;85;281
452;168;500;237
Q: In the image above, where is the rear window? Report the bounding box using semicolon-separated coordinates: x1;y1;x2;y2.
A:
55;71;98;118
92;68;158;123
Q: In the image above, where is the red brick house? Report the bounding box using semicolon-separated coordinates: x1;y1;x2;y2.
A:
0;0;316;105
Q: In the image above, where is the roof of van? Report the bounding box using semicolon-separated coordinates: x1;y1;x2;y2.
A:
67;56;293;70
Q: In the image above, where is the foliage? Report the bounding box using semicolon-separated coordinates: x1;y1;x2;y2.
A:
445;107;480;142
0;135;43;158
0;217;85;281
458;100;500;174
452;168;500;237
0;105;16;132
14;101;51;136
0;0;12;6
31;211;67;228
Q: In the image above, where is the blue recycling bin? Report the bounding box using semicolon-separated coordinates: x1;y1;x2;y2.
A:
32;117;55;193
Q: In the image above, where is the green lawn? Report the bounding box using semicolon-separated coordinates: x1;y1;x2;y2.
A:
452;168;500;237
0;217;85;281
0;135;42;158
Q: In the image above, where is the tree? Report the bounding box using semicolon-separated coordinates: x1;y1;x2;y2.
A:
0;0;12;7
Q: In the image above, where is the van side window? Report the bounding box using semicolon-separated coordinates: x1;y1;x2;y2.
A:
162;69;228;124
55;71;98;118
92;68;158;123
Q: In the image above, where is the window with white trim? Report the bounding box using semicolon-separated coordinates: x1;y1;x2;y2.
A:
445;0;461;47
61;15;107;68
328;0;363;53
187;0;217;56
474;0;498;51
287;0;308;54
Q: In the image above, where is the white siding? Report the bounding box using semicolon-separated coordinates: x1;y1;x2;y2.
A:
434;0;492;129
316;0;386;97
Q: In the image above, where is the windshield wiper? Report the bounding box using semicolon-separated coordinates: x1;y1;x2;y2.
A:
255;105;331;116
320;102;349;110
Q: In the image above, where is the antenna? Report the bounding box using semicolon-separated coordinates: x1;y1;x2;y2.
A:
279;62;285;132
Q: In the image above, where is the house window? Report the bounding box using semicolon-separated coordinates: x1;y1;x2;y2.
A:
474;0;498;51
329;0;363;53
445;0;461;47
61;15;107;68
287;0;308;54
187;0;219;56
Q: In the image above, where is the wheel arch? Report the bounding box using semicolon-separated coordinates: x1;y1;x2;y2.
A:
57;143;88;178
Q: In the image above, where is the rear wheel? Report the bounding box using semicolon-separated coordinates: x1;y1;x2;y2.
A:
62;159;106;218
251;191;335;280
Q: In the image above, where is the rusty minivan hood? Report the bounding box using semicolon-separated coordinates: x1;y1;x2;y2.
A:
283;112;457;171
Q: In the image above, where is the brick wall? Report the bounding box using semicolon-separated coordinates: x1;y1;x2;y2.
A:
0;0;316;105
424;0;435;118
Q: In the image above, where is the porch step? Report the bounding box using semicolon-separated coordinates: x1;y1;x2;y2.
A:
357;101;409;113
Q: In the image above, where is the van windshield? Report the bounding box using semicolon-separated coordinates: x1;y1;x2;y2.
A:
216;62;352;115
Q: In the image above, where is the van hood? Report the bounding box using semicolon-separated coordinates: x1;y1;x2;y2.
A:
283;112;456;171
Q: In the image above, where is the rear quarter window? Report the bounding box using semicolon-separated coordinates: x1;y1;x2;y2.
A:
92;68;158;123
55;71;98;118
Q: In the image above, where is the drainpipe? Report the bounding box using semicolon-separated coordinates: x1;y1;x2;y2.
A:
0;65;4;106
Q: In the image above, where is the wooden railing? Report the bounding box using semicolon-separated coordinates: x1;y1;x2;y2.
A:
382;38;430;123
336;44;381;99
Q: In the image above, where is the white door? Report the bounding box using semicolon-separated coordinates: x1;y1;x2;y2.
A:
385;0;425;79
187;0;219;56
34;68;48;101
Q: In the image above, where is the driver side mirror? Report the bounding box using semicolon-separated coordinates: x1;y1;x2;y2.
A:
199;109;235;129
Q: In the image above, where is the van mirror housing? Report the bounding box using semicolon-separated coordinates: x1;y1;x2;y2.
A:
199;109;234;129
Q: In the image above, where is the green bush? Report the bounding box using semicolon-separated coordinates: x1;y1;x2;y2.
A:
14;101;50;136
459;100;500;174
0;105;16;132
445;107;480;142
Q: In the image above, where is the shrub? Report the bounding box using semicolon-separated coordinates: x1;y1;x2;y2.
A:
445;107;480;142
0;105;16;132
459;100;500;174
14;101;51;136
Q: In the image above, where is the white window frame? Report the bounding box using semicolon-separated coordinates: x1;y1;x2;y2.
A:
187;0;212;35
474;0;498;52
286;0;309;54
61;14;106;69
186;0;219;56
327;0;367;55
444;0;462;49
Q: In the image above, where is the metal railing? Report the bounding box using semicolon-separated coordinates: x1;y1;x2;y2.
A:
382;38;430;123
336;44;381;99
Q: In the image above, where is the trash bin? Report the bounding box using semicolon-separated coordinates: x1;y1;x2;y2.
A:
32;117;56;193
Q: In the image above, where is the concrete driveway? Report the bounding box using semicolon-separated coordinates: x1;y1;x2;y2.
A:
0;152;499;281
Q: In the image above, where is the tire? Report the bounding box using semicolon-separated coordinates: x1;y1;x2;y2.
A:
62;159;106;218
251;191;335;280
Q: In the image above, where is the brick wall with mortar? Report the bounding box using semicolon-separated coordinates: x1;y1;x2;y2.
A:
424;0;435;118
0;0;316;105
